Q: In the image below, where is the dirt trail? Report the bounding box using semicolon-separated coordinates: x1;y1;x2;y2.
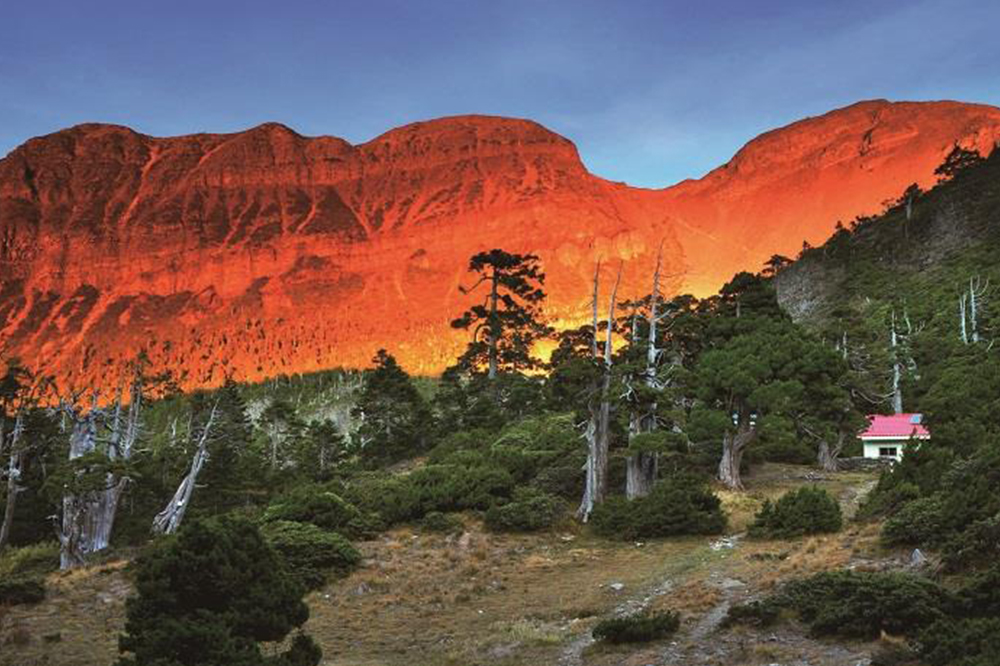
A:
559;576;676;666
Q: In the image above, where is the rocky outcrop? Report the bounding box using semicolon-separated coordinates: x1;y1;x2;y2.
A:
3;100;1000;389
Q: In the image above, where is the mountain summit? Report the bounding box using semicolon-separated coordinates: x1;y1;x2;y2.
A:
2;100;999;388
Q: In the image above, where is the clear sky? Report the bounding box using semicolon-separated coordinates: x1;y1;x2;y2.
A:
2;0;999;187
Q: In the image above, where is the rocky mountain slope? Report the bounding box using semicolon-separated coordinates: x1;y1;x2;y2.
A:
2;99;1000;388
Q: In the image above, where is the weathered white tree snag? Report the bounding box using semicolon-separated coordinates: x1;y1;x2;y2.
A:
152;402;218;535
626;246;664;500
969;276;988;344
0;412;25;550
890;311;904;415
58;374;143;569
960;294;969;344
578;262;621;522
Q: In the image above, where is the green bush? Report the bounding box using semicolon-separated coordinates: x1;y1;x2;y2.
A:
778;571;952;639
955;563;1000;618
590;475;726;540
944;512;1000;571
261;521;361;591
860;480;921;519
882;494;946;546
530;458;586;499
748;486;842;539
406;464;515;512
0;576;46;606
485;488;563;532
919;618;1000;666
426;429;492;464
116;515;320;666
342;474;422;525
0;541;59;579
419;511;464;534
262;486;377;539
726;563;1000;665
592;611;680;644
428;414;583;488
722;599;783;628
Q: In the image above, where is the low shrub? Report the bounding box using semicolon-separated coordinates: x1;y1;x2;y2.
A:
955;563;1000;618
859;480;921;519
0;541;59;579
592;611;680;644
262;486;377;539
0;576;45;606
419;511;464;534
748;486;842;539
261;520;361;591
919;617;1000;666
405;464;514;512
882;494;946;546
426;429;492;464
485;488;563;532
722;599;783;628
530;458;585;499
772;571;952;639
942;512;1000;571
342;474;422;525
590;474;726;540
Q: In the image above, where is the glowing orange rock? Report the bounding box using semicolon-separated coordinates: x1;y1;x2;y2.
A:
2;100;999;389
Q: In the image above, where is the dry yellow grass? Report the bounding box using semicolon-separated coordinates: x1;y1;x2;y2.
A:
0;463;884;666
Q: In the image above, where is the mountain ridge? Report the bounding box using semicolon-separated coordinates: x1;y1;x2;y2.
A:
2;99;1000;389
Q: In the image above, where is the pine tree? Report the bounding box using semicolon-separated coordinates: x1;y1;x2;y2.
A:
195;380;256;513
116;515;321;666
352;350;432;465
451;249;551;378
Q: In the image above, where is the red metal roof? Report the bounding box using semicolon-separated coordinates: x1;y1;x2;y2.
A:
860;413;930;439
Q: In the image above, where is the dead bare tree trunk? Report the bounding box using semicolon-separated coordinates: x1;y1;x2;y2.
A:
625;448;657;499
969;276;987;344
152;403;218;535
58;375;143;569
578;263;621;522
626;246;663;500
890;311;903;415
0;413;25;550
960;294;969;344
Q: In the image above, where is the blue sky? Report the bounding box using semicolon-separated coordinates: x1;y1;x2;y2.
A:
1;0;998;187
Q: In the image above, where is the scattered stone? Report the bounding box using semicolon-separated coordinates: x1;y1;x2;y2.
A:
609;582;625;592
710;536;741;551
910;548;928;567
487;641;519;659
719;577;746;590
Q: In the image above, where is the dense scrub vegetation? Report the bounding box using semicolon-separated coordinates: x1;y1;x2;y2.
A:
590;474;726;539
748;486;842;538
726;565;1000;665
116;516;321;666
592;610;681;644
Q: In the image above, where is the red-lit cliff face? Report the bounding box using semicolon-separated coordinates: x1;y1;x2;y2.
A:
2;100;1000;388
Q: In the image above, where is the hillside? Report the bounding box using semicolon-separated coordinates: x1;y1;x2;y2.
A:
3;148;1000;666
3;100;1000;389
